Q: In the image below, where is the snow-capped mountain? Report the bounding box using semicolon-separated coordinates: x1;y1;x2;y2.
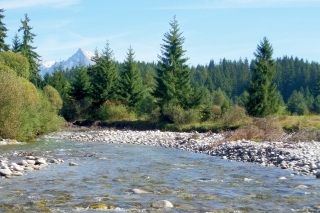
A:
40;48;95;76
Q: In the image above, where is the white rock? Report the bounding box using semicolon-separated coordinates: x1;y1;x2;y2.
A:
0;168;12;176
151;200;173;208
132;188;148;194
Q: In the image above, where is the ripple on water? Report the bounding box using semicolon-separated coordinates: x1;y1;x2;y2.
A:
0;138;320;212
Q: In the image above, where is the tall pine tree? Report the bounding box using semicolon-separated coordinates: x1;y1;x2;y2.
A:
119;46;144;110
89;41;119;107
11;33;21;53
245;37;280;117
0;8;9;52
19;14;41;86
154;16;192;109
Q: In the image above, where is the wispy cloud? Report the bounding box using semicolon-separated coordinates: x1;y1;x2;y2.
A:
0;0;80;9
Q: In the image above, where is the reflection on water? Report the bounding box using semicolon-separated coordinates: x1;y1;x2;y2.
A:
0;137;320;212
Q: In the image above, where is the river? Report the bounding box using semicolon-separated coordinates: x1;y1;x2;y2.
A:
0;133;319;212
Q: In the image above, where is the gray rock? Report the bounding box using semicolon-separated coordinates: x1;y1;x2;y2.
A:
26;160;36;165
36;158;47;165
316;171;320;178
69;162;78;166
17;160;28;166
11;163;24;171
0;168;12;176
151;200;173;208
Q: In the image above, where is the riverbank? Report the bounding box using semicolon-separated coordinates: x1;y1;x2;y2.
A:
1;129;320;179
52;129;320;178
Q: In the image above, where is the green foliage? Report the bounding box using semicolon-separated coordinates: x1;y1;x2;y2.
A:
70;65;91;101
0;63;15;74
0;51;30;79
0;8;9;52
162;103;199;124
19;14;41;86
287;90;309;115
246;37;280;117
0;71;24;139
89;41;119;108
222;106;247;126
43;85;63;111
154;16;193;110
0;71;63;141
96;101;136;122
119;46;144;110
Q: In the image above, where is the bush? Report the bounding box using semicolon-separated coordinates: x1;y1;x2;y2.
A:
162;103;199;124
43;85;63;111
0;71;24;139
224;116;285;142
222;106;246;126
0;52;30;79
97;101;136;122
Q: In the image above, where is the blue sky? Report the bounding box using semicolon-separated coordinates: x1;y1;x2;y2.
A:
1;0;320;65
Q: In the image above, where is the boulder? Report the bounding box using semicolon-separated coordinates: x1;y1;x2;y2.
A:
0;168;12;176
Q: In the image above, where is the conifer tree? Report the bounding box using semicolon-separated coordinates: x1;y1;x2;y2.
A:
19;14;41;86
70;65;91;101
245;37;280;117
0;8;9;52
154;16;192;109
119;46;144;110
90;41;119;107
11;33;21;53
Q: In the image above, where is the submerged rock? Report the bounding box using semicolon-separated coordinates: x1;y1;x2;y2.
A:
132;188;148;194
151;200;173;208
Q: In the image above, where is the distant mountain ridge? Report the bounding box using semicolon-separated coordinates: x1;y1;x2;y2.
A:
40;48;95;76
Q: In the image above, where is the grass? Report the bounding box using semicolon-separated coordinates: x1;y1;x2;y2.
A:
279;114;320;131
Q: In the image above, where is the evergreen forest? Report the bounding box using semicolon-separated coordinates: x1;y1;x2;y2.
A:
1;10;320;141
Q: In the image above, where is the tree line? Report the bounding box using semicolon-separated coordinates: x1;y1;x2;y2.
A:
1;9;320;141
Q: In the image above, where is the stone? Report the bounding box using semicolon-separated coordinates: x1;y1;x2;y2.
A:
17;160;28;166
11;171;23;176
36;158;47;165
316;171;320;178
0;168;12;176
26;160;36;165
11;163;24;171
26;156;36;160
151;200;173;208
69;162;78;166
132;188;148;194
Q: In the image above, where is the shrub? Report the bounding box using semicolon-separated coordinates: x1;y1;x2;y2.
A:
97;101;136;122
0;52;30;79
162;103;199;124
222;106;246;126
0;71;24;139
43;85;63;111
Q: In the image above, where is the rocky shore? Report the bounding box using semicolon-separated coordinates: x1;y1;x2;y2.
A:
54;129;320;178
1;129;320;179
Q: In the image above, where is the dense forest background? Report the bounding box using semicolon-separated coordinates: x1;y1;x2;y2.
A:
1;10;320;141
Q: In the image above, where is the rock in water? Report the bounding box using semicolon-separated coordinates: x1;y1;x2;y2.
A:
151;200;173;208
132;188;148;194
0;168;12;176
316;171;320;179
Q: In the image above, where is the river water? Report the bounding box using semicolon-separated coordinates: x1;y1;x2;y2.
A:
0;133;319;212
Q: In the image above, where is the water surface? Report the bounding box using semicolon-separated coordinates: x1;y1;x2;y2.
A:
0;135;319;212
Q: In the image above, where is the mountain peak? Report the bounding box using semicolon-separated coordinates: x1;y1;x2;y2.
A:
39;48;95;76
